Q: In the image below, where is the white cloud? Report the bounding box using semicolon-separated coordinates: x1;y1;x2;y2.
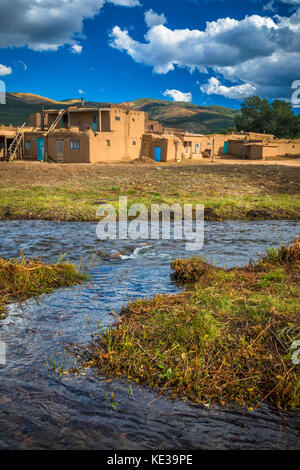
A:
263;1;276;12
108;0;141;5
71;44;83;54
163;89;192;102
0;64;12;76
280;1;300;4
0;0;139;52
200;77;256;99
110;8;300;99
78;89;85;94
17;60;27;71
145;9;167;28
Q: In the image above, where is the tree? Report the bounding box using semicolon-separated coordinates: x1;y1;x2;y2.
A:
235;96;300;138
271;100;300;139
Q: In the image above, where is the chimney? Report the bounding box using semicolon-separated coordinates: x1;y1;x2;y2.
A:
81;97;85;107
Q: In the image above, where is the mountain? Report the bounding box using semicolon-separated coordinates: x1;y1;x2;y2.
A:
0;93;238;134
0;93;82;126
122;98;239;134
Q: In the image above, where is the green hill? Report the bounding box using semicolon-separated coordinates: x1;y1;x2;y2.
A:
0;93;238;134
0;93;83;126
123;98;239;134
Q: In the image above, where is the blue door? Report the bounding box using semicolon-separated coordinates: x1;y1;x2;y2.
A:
224;141;229;154
37;137;45;161
154;147;161;162
92;115;98;132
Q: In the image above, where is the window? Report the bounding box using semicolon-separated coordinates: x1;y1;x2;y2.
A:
70;140;80;150
25;141;31;150
115;116;121;121
132;140;136;146
105;140;111;147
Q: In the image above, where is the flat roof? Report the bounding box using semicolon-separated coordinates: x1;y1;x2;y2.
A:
185;133;204;136
67;107;111;112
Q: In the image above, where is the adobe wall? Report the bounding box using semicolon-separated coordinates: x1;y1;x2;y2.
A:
47;131;90;163
109;106;145;160
261;146;279;159
183;134;243;159
23;131;45;160
146;120;163;133
245;132;274;141
89;131;125;163
141;134;170;161
274;140;300;156
22;130;90;162
27;106;146;163
29;113;42;128
69;110;100;131
248;144;263;160
0;126;19;138
166;137;183;161
228;140;244;157
142;133;245;162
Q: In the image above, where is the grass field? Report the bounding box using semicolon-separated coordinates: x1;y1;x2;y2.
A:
0;161;299;221
71;240;300;410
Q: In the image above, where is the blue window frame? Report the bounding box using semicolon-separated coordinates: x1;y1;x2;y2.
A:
70;140;80;150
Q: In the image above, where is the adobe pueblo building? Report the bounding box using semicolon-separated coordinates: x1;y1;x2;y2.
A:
227;134;300;160
0;103;299;163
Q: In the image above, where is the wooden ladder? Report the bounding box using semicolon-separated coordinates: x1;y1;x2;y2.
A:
44;109;65;136
6;123;26;161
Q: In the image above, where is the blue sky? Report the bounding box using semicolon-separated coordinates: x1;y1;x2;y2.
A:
0;0;300;109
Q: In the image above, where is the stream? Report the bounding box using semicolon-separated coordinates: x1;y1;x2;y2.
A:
0;219;299;450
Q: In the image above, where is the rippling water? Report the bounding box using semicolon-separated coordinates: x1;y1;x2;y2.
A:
0;220;299;449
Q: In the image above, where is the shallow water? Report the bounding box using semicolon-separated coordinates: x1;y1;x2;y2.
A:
0;220;299;449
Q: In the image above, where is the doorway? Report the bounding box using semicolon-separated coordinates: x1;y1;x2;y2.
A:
92;115;98;132
154;147;161;162
37;137;45;161
56;140;64;163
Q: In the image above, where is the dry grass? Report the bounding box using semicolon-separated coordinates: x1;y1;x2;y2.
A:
0;161;299;221
0;256;87;316
71;240;300;410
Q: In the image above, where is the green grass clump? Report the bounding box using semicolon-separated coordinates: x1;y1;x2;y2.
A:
0;256;87;315
171;257;216;283
75;240;300;410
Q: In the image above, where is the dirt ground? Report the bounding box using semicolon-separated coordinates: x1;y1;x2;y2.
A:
216;158;300;167
1;159;300;187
